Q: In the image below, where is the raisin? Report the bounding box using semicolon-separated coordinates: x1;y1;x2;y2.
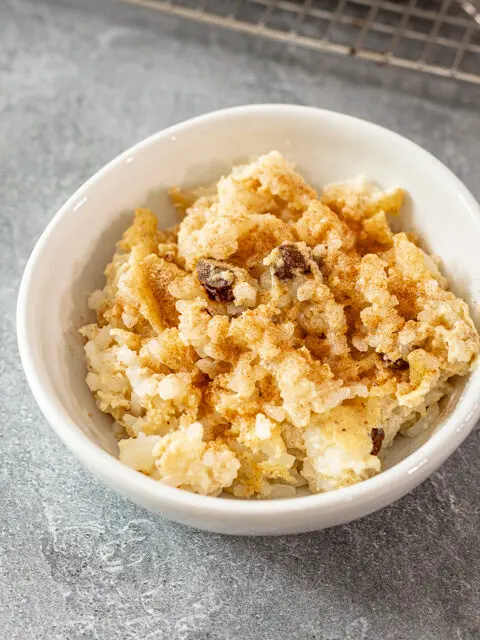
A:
273;243;311;280
370;427;385;456
382;355;409;370
312;255;324;271
196;259;235;303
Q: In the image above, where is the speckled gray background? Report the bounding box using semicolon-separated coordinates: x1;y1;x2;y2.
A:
1;0;480;638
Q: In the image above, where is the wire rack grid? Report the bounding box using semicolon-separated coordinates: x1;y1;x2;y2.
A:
119;0;480;84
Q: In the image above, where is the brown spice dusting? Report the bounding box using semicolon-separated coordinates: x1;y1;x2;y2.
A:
197;258;235;302
142;254;183;328
370;427;385;456
80;151;480;498
273;243;311;280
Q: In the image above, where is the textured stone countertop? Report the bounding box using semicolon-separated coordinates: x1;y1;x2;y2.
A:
1;0;479;638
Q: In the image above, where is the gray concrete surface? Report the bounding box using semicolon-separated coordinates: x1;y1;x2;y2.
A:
1;0;479;638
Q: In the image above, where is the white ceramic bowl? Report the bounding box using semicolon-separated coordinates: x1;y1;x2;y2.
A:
17;105;480;535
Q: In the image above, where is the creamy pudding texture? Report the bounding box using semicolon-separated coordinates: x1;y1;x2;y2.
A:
80;152;479;498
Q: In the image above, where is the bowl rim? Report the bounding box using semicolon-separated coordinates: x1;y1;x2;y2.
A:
17;103;480;520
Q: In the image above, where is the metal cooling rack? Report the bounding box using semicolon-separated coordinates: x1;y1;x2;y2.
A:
120;0;480;84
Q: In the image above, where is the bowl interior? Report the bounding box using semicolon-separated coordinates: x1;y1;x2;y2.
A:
22;106;480;479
